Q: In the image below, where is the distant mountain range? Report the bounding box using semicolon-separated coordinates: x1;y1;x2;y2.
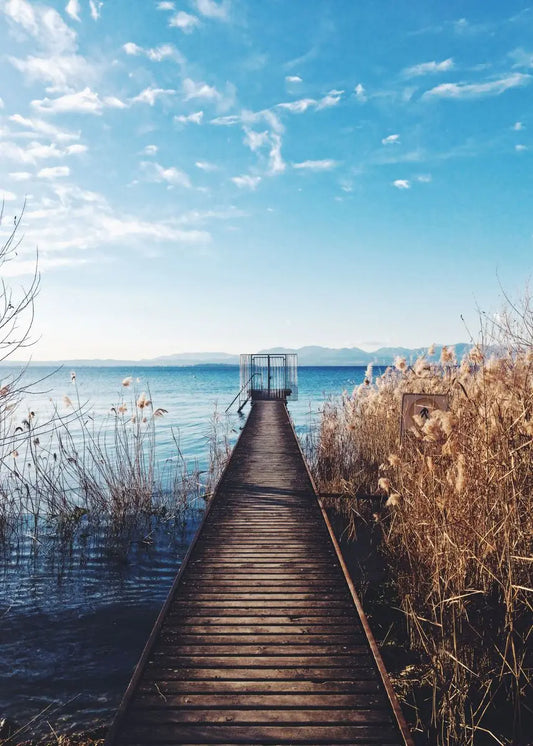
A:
1;344;472;367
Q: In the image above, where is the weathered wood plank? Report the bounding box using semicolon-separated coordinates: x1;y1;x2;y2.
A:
105;400;411;745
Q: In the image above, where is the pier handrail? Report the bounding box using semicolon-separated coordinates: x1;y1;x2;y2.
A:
225;372;260;413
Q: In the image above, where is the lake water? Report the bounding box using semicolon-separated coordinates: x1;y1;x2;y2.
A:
0;364;373;740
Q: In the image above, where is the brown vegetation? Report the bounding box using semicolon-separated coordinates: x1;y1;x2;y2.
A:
315;310;533;744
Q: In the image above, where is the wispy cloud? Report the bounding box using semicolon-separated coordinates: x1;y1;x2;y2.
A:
141;144;158;155
32;87;126;114
285;75;302;83
65;0;81;22
382;134;400;145
8;172;32;181
0;190;17;201
4;0;96;93
8;54;95;92
4;0;76;53
122;42;184;63
403;58;454;77
169;11;200;32
393;179;410;189
277;98;315;113
354;83;367;102
15;186;211;269
293;159;338;171
232;175;261;189
38;166;70;179
157;1;175;9
423;73;531;100
195;161;218;171
513;121;524;130
276;90;343;114
9;114;80;143
515;144;528;152
183;78;221;101
141;161;191;187
0;138;85;164
316;89;344;110
510;48;533;69
131;87;176;106
175;111;204;124
195;0;229;21
89;1;104;21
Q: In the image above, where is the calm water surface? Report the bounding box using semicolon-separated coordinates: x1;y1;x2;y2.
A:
0;365;373;739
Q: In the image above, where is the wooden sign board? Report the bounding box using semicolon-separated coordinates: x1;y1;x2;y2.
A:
401;393;449;441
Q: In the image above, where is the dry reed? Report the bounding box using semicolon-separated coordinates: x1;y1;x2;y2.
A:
315;326;533;744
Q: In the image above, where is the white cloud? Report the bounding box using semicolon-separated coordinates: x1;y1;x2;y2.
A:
32;87;126;115
513;121;524;130
0;140;64;164
0;190;17;201
9;114;80;142
6;186;211;273
123;42;184;63
243;128;269;151
277;98;316;113
285;75;302;83
175;111;204;124
38;166;70;179
9;172;32;181
183;78;221;101
316;89;344;110
232;175;261;189
141;161;191;188
157;1;175;9
4;0;94;92
268;134;285;174
393;179;410;189
4;0;76;53
292;159;338;171
515;144;528;152
142;144;158;155
195;0;229;20
382;134;400;145
65;0;81;21
123;42;142;55
510;48;533;69
131;87;176;106
403;58;454;77
89;0;103;21
416;174;432;183
169;11;200;31
195;161;217;171
65;143;87;155
0;98;4;109
354;83;367;102
423;73;531;100
9;54;94;93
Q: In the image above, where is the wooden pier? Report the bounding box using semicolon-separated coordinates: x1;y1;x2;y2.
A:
105;400;413;745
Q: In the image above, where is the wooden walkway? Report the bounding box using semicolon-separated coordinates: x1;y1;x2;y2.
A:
105;400;412;745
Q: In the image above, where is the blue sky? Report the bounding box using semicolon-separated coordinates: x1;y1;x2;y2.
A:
0;0;532;359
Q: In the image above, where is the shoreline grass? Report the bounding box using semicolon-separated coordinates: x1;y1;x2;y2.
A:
314;325;533;744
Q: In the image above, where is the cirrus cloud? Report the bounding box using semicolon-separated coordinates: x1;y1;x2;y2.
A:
423;73;531;99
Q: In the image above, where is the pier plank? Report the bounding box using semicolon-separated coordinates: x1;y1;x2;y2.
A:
105;400;412;745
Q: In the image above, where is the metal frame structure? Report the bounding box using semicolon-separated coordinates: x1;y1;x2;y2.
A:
236;353;298;411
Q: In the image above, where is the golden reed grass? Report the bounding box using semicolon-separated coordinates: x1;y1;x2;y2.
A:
316;343;533;744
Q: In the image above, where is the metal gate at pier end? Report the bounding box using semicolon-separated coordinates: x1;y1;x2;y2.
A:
239;353;298;410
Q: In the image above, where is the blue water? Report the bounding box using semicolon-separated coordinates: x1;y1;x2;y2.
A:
0;365;372;739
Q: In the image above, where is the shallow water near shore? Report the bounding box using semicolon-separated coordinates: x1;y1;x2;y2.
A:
0;364;375;739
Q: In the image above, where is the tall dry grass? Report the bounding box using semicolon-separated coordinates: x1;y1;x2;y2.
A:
315;331;533;743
